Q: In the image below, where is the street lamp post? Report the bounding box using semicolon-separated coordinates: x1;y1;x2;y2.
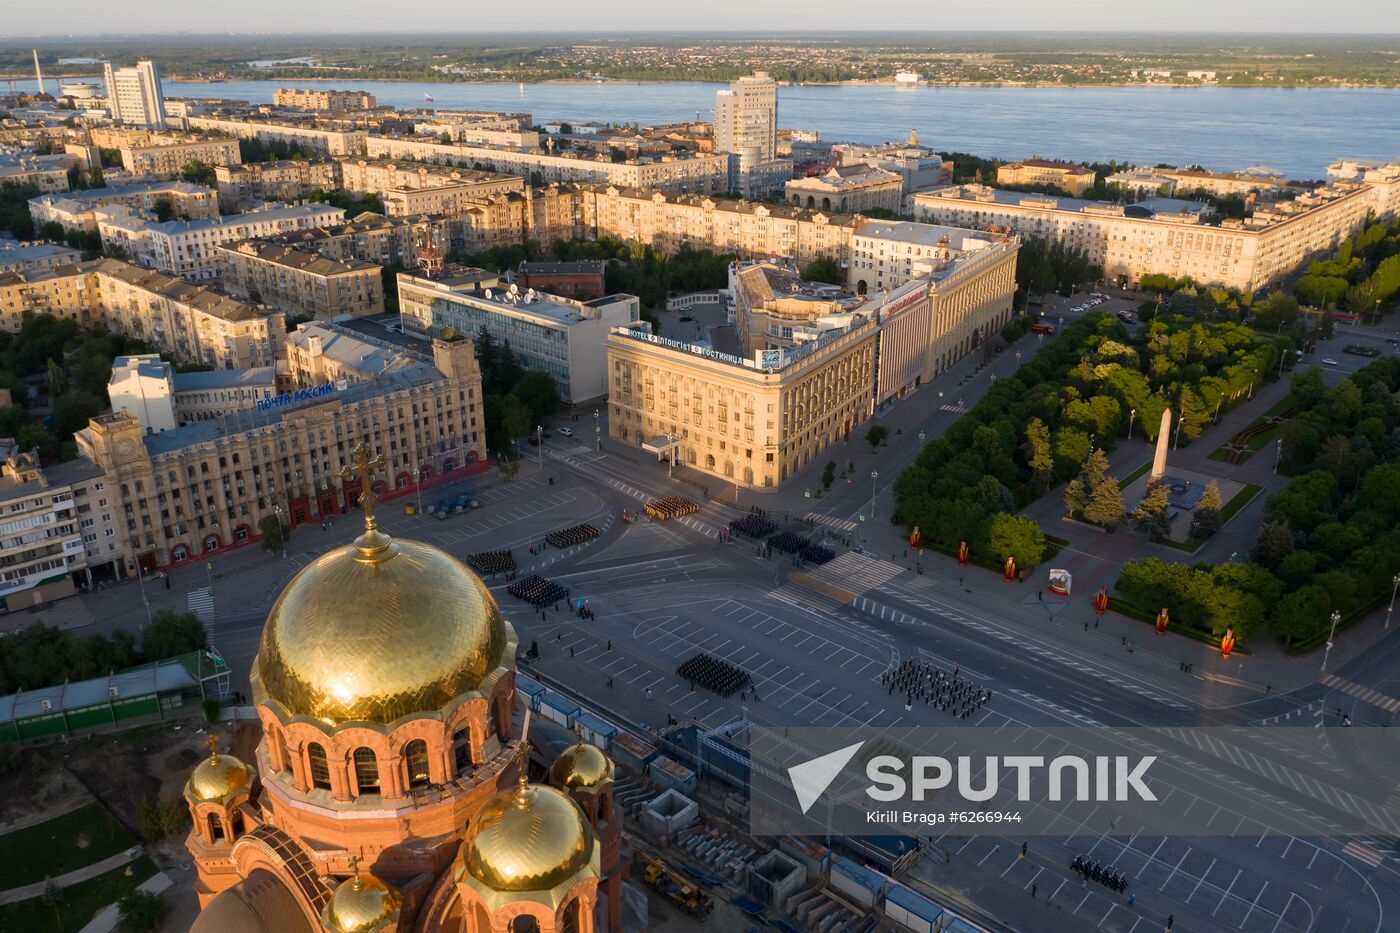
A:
413;459;423;516
1273;438;1282;474
1248;369;1257;400
1320;609;1341;673
918;431;926;445
137;567;153;628
594;409;600;451
869;470;879;524
1128;408;1136;439
666;432;678;478
274;504;286;559
536;425;543;472
1015;351;1021;368
1387;573;1400;629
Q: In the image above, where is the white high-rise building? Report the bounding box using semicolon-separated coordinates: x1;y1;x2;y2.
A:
715;72;787;196
103;60;167;129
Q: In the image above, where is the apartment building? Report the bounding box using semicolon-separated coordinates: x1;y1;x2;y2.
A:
96;202;346;282
0;442;115;609
785;165;904;215
849;220;1015;292
714;71;779;196
606;319;877;489
363;135;731;194
185;116;368;157
336;158;525;200
833;132;953;196
411;121;540;148
120;136;241;177
218;240;384;319
29;181;218;232
286;320;423;387
75;336;486;575
997;160;1097;196
914;183;1375;292
213;159;338;211
263;212;451;268
0;259;284;369
0;241;81;276
273;88;377;112
0;154;72;192
1157;168;1291;198
103;60;167;129
110;354;276;429
517;260;606;298
578;186;858;267
398;271;640;403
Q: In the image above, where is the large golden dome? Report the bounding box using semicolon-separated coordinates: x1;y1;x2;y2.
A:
463;776;595;892
251;480;511;727
549;739;614;794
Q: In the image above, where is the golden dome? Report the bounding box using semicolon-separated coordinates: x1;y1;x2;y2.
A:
319;860;401;933
463;772;595;892
186;736;251;802
251;491;511;727
549;739;613;794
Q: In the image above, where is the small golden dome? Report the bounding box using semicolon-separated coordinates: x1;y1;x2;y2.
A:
186;736;251;803
251;519;510;728
464;774;595;892
319;860;401;933
549;739;613;794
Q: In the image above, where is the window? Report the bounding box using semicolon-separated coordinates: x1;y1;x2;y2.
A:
453;726;472;774
353;747;380;793
308;742;331;790
404;739;430;788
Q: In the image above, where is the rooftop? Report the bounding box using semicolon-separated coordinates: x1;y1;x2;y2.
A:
0;241;81;266
172;367;276;391
519;260;606;276
406;274;620;327
84;258;276;323
96;202;345;235
854;219;1004;249
37;180;212;203
221;239;380;275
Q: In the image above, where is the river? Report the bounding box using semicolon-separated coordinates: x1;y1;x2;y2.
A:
34;76;1400;178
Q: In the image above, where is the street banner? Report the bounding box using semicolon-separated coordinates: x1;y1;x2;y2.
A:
910;526;921;549
1003;556;1016;582
1094;587;1109;614
957;540;969;566
1220;627;1236;659
1156;607;1169;636
1048;569;1071;595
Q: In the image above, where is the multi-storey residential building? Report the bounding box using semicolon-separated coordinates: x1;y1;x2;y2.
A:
96;202;346;282
29;181;218;232
75;336;485;575
103;60;167;129
1157;168;1291;198
915;183;1379;291
213;159;338;211
363;135;730;194
411;121;541;148
848;220;1016;293
185;116;368;157
286;320;424;387
273;88;377;112
218;240;384;319
398;271;640;403
0;154;72;192
119;136;242;178
833;132;953;196
0;442;115;608
607;319;877;489
785;165;904;215
455;186;586;252
997;160;1097;196
262;212;451;268
110;354;277;430
578;186;858;267
0;259;284;369
383;183;511;218
0;240;81;276
517;260;606;299
336;158;525;200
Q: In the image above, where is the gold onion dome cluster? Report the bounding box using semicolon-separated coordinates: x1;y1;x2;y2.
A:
251;500;508;727
549;738;614;793
320;861;401;933
186;738;250;802
463;769;594;892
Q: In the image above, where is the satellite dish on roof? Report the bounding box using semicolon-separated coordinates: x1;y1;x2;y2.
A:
526;288;536;302
485;289;493;300
509;283;519;295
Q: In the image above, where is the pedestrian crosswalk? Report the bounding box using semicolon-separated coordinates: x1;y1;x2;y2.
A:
1343;839;1386;868
802;511;858;534
1322;673;1400;713
940;403;966;413
808;551;907;595
187;586;215;625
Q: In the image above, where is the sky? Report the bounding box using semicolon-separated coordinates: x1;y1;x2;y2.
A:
5;0;1400;36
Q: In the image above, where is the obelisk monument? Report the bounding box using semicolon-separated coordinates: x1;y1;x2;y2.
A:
1151;409;1172;482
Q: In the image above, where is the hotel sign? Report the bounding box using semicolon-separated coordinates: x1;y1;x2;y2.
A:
880;282;929;323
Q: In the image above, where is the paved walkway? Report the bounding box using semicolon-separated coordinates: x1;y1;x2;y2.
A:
78;871;172;933
0;848;142;906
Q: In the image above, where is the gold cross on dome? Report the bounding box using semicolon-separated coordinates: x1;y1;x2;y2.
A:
341;443;387;530
205;734;220;762
515;739;533;790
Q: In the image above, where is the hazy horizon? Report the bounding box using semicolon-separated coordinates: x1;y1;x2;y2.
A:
3;1;1399;37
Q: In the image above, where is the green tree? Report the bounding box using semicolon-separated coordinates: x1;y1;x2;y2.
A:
1062;478;1088;516
117;889;169;931
259;514;289;555
1083;476;1125;529
1131;482;1172;539
180;159;216;186
822;460;836;490
1194;479;1223;537
1025;418;1054;493
40;220;66;242
803;257;843;284
499;394;533;448
142;610;206;660
1271;584;1332;647
984;513;1046;568
866;425;888;449
511;370;561;424
151;197;174;222
1252;519;1296;567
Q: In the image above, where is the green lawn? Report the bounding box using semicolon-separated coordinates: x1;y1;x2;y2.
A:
1209;396;1295;463
1119;460;1152;485
0;856;157;933
0;803;137;889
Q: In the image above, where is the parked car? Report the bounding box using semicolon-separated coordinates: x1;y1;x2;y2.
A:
559;426;574;437
1321;358;1339;366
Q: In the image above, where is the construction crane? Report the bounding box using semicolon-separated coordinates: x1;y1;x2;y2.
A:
636;852;714;919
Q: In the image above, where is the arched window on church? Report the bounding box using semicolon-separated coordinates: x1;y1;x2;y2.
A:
452;726;473;775
278;730;292;773
207;812;224;842
560;898;581;933
404;739;430;789
511;916;541;933
308;742;331;790
353;747;380;794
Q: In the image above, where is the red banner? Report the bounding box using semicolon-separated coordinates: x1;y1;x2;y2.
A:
910;526;921;549
1094;588;1109;615
1004;556;1016;582
1220;627;1236;660
957;540;969;566
1156;607;1169;636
